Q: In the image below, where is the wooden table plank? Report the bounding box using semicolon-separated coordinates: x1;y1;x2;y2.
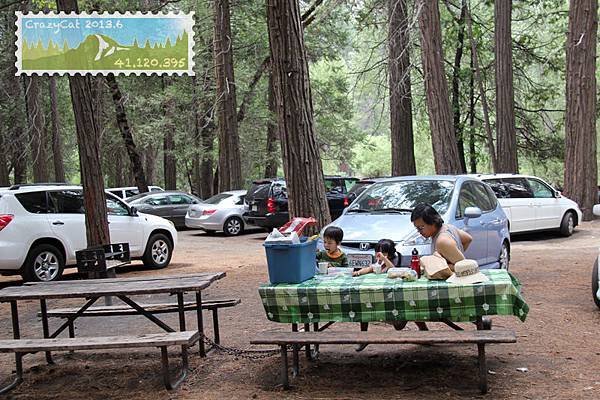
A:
250;330;517;345
23;272;225;286
0;275;223;300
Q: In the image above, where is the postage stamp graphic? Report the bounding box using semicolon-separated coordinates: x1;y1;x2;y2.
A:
16;12;195;76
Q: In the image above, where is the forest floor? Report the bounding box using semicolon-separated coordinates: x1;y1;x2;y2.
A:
1;222;600;400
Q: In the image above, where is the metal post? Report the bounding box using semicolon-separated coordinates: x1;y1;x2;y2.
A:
195;291;206;356
280;345;289;389
478;343;488;394
39;299;54;364
212;309;220;344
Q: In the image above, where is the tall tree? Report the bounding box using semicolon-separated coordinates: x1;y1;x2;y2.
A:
24;75;48;182
49;76;66;182
388;0;416;176
417;0;463;174
213;0;242;192
495;0;518;173
264;70;279;178
162;78;177;190
450;1;468;172
56;0;110;247
105;74;149;194
267;0;331;230
0;125;8;185
564;0;597;221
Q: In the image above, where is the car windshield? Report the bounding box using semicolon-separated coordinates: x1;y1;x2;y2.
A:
348;180;454;214
205;193;233;204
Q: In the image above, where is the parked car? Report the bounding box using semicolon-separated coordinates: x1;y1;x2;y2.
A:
126;191;203;229
324;175;511;270
592;205;600;309
347;177;389;203
185;190;256;236
243;176;359;230
475;174;582;236
0;185;178;282
107;185;164;200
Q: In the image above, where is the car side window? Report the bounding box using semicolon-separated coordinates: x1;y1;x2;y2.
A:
125;189;139;198
484;179;509;199
527;179;554;198
503;178;533;198
344;179;356;193
106;197;129;216
483;184;499;209
48;190;85;214
471;182;495;212
145;195;170;206
271;183;287;199
109;190;123;199
15;191;49;213
236;196;245;205
456;182;490;218
168;194;191;205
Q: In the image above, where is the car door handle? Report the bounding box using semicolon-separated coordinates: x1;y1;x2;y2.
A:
52;221;64;226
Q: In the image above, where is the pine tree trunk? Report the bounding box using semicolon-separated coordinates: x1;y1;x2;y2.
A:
417;0;463;174
267;0;331;230
495;0;518;173
264;70;279;178
105;74;149;194
162;78;177;190
469;50;477;173
389;0;416;176
57;0;110;247
466;6;497;172
0;126;8;185
24;75;48;182
144;146;157;185
451;1;467;173
214;0;242;192
564;0;597;221
12;126;26;184
192;75;215;199
49;76;66;182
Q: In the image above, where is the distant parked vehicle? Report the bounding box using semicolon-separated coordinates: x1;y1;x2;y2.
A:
476;174;582;236
107;185;164;200
186;190;256;236
347;177;389;203
126;191;202;229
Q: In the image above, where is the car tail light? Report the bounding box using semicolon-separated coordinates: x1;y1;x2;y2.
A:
343;196;349;207
202;209;217;216
0;215;14;232
267;197;276;214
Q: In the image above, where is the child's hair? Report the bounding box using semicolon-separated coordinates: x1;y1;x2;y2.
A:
323;226;344;243
375;239;396;257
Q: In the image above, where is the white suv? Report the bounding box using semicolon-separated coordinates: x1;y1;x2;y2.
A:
475;174;582;236
0;185;178;282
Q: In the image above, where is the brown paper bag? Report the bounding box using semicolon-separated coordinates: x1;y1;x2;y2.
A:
420;254;452;280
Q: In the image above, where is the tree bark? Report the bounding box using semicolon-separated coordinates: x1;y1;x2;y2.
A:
192;74;216;199
49;76;66;182
451;1;467;173
389;0;416;176
105;73;149;194
12;126;26;184
57;0;110;247
0;125;8;185
24;75;48;182
495;0;518;173
465;6;497;172
267;0;331;230
162;78;177;190
417;0;463;174
264;70;279;178
564;0;597;221
214;0;242;192
468;50;477;173
144;146;157;185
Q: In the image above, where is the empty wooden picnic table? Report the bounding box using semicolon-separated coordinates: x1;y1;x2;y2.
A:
0;272;225;393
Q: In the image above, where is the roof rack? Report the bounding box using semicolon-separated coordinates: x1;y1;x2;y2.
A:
9;182;71;190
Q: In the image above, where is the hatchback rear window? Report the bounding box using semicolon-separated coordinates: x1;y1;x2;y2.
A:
205;193;232;204
247;183;271;200
15;191;49;213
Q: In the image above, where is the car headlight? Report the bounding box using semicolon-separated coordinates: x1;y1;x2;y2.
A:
403;230;432;246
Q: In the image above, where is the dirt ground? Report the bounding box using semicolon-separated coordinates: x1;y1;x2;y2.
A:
1;222;600;400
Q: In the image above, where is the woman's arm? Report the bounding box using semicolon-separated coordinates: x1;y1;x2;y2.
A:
435;235;466;269
457;228;473;251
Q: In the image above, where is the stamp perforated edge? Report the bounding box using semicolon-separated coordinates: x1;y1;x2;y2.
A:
15;11;196;76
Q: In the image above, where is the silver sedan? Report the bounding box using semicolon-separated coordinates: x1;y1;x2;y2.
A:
185;190;256;236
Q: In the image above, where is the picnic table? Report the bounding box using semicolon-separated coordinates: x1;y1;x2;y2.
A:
0;272;225;393
255;269;529;393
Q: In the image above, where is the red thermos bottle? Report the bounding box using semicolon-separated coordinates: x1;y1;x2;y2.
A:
410;248;420;277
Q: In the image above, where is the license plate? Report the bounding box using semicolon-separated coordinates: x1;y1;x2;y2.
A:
252;205;258;212
348;254;372;268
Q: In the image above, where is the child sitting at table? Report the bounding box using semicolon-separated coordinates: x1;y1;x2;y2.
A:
352;239;399;276
316;226;349;268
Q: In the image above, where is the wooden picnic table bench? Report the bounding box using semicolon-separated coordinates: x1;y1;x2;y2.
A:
0;331;198;392
251;329;517;394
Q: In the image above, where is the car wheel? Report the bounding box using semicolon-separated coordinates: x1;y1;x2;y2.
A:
22;244;65;282
593;258;600;309
559;211;575;236
223;216;244;236
142;233;173;269
498;241;510;270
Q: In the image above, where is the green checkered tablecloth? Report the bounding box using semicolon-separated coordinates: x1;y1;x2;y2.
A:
259;270;528;324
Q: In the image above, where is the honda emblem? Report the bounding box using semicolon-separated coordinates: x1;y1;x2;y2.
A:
359;242;370;251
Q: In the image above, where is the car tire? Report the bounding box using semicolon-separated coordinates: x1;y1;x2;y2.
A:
498;241;510;270
559;211;575;236
593;257;600;309
142;233;173;269
21;244;65;282
223;216;244;236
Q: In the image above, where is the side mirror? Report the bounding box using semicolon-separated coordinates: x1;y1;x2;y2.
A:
554;191;561;199
464;206;482;220
593;204;600;217
129;206;139;217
